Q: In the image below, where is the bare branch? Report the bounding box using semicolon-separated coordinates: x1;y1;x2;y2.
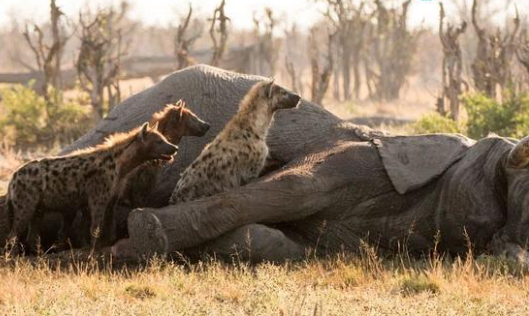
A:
209;0;230;66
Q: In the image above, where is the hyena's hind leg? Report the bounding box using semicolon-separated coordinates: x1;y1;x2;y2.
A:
7;195;40;253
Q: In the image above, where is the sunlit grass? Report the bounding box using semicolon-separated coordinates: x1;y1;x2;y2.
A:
0;250;528;315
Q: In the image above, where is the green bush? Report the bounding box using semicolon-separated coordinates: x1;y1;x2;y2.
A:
409;113;464;135
0;84;91;149
410;92;529;139
463;92;529;139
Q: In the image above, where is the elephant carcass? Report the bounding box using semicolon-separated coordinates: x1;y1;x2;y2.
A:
59;65;529;264
125;134;526;264
60;65;374;206
56;65;378;252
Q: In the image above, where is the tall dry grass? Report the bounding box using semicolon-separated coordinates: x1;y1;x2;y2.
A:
0;245;528;315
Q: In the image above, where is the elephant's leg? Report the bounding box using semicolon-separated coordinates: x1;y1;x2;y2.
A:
186;224;305;263
112;224;305;263
488;230;529;264
128;143;359;256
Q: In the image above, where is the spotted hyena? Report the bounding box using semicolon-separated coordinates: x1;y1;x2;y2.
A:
169;80;301;204
120;100;210;208
5;122;178;251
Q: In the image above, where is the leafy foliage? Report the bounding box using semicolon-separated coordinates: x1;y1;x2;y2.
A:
0;83;91;149
411;92;529;139
409;113;464;135
463;92;529;139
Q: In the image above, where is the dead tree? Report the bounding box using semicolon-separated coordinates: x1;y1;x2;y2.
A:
246;8;282;77
23;0;69;102
309;27;334;105
324;0;368;100
77;7;128;123
518;30;529;79
262;8;280;77
365;0;420;101
438;2;467;121
209;0;230;67
471;0;520;98
174;4;201;70
283;24;303;93
285;58;299;93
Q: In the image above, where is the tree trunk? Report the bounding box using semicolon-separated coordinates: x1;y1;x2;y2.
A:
342;47;351;101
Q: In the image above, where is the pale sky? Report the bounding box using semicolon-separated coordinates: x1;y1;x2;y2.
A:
0;0;524;31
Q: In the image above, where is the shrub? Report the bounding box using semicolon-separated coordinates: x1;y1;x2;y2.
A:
409;113;463;134
410;92;529;139
463;92;529;139
0;84;91;149
399;274;440;295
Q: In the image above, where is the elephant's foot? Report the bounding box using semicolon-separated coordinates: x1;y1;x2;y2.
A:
488;231;529;265
192;224;305;263
111;238;136;260
127;209;168;258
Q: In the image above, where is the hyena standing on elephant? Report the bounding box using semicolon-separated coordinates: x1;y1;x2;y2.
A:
34;101;209;250
4;122;178;252
169;80;300;204
121;100;210;208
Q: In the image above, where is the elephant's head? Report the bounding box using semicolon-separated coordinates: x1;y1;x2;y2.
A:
502;136;529;245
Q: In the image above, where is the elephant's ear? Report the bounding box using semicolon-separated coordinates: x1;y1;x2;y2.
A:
373;134;475;194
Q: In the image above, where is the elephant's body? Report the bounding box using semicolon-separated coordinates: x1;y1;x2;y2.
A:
284;138;508;255
55;65;528;263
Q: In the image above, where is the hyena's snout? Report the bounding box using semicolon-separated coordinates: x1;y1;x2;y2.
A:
283;92;301;109
158;143;179;161
195;119;211;137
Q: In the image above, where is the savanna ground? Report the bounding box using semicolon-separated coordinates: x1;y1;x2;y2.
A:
1;79;528;316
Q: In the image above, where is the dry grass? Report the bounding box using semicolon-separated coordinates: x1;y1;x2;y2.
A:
0;251;528;315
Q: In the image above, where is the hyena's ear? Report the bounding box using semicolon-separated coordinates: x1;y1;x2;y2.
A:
150;121;160;131
265;79;275;98
139;122;149;141
179;101;186;118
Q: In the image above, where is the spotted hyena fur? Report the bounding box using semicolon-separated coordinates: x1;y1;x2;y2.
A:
120;100;210;208
169;80;301;204
4;122;177;251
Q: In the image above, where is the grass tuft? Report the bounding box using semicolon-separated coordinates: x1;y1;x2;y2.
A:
124;284;157;300
399;274;441;296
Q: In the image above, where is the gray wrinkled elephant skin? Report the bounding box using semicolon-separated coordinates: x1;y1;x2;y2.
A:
54;65;529;264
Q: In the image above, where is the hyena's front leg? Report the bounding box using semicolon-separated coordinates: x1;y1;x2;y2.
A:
26;211;45;253
88;196;113;250
103;195;120;245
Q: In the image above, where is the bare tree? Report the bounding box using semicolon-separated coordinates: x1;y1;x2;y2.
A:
518;30;529;79
365;0;420;101
250;8;281;77
209;0;230;67
23;0;70;102
174;4;201;70
438;2;467;121
309;27;335;105
471;0;520;98
324;0;368;100
285;58;298;93
283;24;303;93
77;5;128;123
